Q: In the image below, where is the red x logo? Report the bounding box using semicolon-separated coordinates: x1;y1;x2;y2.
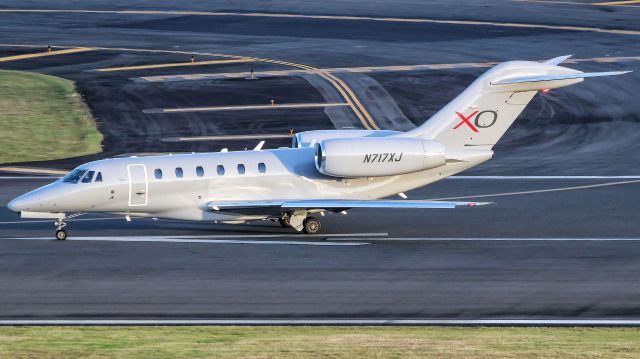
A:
453;111;479;133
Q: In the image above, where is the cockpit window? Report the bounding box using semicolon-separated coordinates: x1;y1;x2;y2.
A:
95;172;103;182
62;169;87;184
81;171;95;183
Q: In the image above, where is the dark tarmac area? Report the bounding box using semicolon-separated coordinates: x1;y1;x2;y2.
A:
1;176;639;320
0;0;639;321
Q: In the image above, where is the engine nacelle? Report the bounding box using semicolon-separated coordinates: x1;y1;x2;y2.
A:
315;137;445;177
293;129;401;148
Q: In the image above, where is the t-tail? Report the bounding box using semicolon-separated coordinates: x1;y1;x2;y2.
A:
401;55;631;149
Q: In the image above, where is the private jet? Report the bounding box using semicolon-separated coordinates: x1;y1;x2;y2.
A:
7;55;630;239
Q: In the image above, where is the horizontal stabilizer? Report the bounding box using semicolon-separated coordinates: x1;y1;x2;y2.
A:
491;70;631;85
207;199;491;212
543;54;572;66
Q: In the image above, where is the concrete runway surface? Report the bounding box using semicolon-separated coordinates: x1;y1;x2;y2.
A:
0;0;638;323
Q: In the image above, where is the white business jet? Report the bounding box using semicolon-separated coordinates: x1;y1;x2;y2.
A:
7;56;630;239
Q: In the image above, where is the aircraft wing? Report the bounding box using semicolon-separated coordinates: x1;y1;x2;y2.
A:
206;199;491;213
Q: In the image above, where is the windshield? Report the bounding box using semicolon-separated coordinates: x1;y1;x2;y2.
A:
62;169;87;184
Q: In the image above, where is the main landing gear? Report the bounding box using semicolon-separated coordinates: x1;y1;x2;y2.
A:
279;213;322;234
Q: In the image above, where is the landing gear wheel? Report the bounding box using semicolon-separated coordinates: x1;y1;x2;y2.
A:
278;216;292;228
55;229;67;241
303;217;321;234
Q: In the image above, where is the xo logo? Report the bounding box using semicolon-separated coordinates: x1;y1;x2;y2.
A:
453;110;498;133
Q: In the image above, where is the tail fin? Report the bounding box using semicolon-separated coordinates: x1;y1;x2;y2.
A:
402;56;630;148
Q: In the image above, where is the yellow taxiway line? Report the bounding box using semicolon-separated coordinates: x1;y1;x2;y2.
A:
144;102;349;113
593;0;640;5
514;0;640;6
94;58;254;72
0;166;68;175
0;9;639;35
139;55;640;82
0;47;93;63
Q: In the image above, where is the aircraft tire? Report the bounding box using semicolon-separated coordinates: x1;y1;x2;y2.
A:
303;217;321;234
55;229;67;241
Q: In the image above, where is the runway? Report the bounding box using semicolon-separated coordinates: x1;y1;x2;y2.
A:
1;177;639;321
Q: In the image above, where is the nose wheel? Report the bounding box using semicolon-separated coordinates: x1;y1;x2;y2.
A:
55;229;67;241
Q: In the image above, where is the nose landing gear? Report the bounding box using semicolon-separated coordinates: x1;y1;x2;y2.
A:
54;220;67;240
52;212;83;240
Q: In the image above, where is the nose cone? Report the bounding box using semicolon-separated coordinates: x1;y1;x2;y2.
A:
7;193;34;213
7;198;20;212
7;183;58;213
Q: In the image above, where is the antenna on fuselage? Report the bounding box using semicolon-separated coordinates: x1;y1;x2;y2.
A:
253;141;265;151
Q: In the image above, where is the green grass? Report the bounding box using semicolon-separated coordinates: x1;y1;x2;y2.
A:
0;326;639;358
0;70;102;164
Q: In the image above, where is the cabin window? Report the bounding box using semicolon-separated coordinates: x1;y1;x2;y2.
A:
217;165;225;176
237;164;245;175
81;171;95;183
154;169;163;179
258;162;266;173
62;169;87;184
95;172;103;182
196;166;204;177
175;167;184;178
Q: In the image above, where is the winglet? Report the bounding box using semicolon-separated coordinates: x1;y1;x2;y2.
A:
544;54;573;66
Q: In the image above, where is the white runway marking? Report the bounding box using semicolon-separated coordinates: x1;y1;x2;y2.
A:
0;218;121;225
4;175;640;180
3;233;386;245
429;179;640;201
362;237;640;242
448;175;640;179
0;319;638;326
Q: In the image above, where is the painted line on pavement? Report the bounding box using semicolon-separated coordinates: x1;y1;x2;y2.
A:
0;9;638;36
2;175;638;180
162;134;292;142
94;58;253;72
138;55;640;82
0;218;122;225
3;232;385;239
448;175;640;179
143;102;349;114
0;167;67;175
0;176;59;179
428;179;640;200
357;237;640;242
0;319;639;326
2;233;385;245
0;47;93;62
516;0;640;7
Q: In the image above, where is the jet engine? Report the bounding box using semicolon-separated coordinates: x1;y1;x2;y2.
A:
315;137;445;177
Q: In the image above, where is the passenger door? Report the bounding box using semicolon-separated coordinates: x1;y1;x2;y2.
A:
127;164;148;207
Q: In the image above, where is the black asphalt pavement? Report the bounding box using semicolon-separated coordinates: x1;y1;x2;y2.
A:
1;177;639;320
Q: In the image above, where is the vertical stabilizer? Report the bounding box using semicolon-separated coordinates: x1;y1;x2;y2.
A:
400;59;629;149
